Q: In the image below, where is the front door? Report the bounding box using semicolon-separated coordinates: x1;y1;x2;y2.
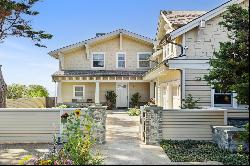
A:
116;83;128;108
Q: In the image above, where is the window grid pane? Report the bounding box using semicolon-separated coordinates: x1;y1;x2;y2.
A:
118;61;125;68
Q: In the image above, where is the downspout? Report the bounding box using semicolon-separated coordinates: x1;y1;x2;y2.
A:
160;33;186;106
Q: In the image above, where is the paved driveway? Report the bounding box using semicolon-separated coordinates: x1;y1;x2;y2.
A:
98;111;171;165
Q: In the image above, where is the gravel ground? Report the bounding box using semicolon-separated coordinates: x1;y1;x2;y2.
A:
0;143;50;165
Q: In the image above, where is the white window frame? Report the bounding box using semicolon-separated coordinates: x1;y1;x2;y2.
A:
116;52;126;68
73;85;85;99
91;52;105;69
137;52;152;69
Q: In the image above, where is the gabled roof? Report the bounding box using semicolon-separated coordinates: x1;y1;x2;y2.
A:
161;10;206;27
49;29;155;58
169;0;245;40
155;10;206;44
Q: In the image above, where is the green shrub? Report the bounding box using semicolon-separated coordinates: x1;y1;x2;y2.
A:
127;108;141;116
181;94;200;109
131;92;141;108
160;140;249;165
105;91;117;110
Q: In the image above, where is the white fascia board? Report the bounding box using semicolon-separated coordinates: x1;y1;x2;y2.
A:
168;59;210;69
169;0;243;40
49;29;155;58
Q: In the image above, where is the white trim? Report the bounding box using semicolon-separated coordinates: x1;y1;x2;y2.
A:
91;52;105;69
73;85;85;99
232;93;238;108
116;52;126;68
120;32;123;51
49;29;154;58
57;82;62;103
169;0;244;40
137;52;152;69
211;88;215;107
61;80;148;83
168;59;210;69
127;82;130;107
95;81;100;104
181;69;185;101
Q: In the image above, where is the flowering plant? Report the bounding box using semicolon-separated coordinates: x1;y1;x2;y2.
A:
61;112;69;124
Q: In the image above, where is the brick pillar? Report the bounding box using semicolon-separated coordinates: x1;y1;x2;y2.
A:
143;105;163;145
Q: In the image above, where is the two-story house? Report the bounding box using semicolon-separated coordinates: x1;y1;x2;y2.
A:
49;29;154;107
144;0;249;109
50;0;248;109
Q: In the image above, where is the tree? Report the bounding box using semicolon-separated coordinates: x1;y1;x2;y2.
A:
204;4;249;105
26;85;49;97
7;83;27;99
7;83;49;99
0;0;52;47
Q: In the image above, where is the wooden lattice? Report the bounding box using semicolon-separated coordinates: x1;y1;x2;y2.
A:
0;65;7;108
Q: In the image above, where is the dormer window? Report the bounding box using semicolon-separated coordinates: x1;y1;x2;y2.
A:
92;52;105;69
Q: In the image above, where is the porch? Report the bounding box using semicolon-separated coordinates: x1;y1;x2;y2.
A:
143;63;182;109
54;74;150;108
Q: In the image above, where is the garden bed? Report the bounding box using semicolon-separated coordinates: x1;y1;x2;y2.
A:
160;140;249;165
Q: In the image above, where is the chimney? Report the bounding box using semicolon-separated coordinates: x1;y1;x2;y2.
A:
96;33;106;37
0;65;7;108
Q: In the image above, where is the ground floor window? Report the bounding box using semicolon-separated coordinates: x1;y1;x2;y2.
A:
73;85;85;100
214;89;233;106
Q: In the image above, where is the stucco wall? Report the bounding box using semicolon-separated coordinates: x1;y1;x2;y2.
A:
61;82;95;103
100;83;116;102
61;82;150;104
129;82;150;102
63;35;153;70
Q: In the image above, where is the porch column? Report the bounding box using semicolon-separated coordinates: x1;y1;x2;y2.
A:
150;82;154;98
167;84;173;109
95;81;100;104
57;82;63;104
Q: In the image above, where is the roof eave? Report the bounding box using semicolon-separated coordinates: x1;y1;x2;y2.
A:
169;0;243;40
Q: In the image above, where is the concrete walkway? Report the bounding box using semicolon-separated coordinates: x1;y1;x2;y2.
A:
99;111;171;165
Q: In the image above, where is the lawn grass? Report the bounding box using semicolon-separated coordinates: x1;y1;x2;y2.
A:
160;140;249;165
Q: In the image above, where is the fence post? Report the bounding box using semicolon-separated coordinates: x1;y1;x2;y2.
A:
143;105;163;145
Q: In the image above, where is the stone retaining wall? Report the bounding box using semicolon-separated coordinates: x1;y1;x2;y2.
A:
211;126;248;152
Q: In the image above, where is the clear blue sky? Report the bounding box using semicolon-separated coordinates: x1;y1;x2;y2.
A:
0;0;227;96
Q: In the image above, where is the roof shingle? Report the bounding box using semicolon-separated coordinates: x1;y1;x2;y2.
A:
52;70;147;77
162;10;206;26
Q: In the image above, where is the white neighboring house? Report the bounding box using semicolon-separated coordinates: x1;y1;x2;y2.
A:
143;0;249;109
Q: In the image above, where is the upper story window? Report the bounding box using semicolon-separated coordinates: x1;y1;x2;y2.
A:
137;52;151;68
73;85;85;99
92;52;105;68
116;52;126;68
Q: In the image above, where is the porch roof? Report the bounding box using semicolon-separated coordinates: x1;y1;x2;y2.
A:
53;70;147;77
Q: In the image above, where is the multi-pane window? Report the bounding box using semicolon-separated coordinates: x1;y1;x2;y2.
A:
92;53;105;68
74;86;85;99
138;53;151;68
117;53;126;68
